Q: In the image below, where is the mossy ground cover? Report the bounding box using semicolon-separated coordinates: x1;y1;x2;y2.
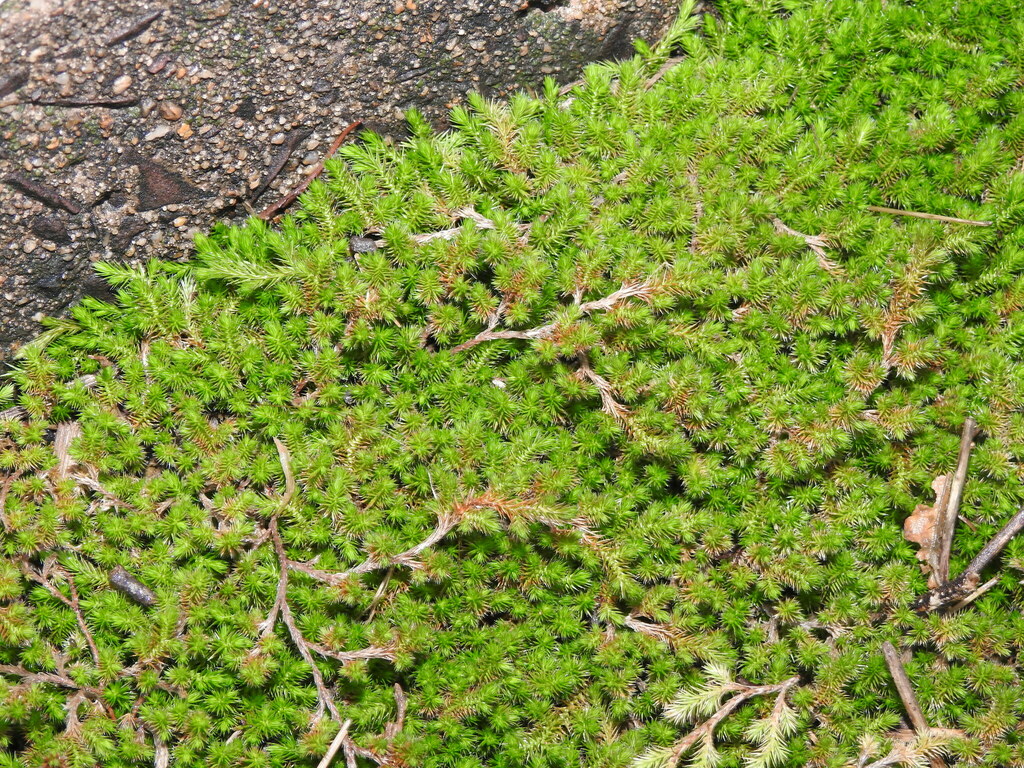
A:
4;0;1024;766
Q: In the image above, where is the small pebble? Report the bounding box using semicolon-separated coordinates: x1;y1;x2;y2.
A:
145;124;171;141
176;123;193;139
23;239;38;254
158;101;183;120
112;74;132;94
270;132;285;145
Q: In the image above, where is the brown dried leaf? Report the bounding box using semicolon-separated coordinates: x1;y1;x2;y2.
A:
903;474;949;588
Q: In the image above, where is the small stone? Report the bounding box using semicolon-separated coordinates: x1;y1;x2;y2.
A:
144;125;171;141
148;53;171;74
270;132;285;145
176;123;193;139
301;151;318;165
172;216;187;227
23;239;38;253
112;74;132;94
140;98;156;117
349;236;378;254
468;39;485;51
158;101;183;120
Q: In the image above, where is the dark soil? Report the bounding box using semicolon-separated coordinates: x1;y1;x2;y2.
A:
0;0;679;361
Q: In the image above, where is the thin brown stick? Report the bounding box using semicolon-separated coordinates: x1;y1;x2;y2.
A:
880;642;928;732
950;576;999;611
3;173;83;214
251;128;311;203
881;642;946;768
21;560;100;667
866;205;990;227
645;56;684;89
451;276;665;354
935;418;978;583
915;506;1024;612
259;121;361;219
106;9;164;46
271;517;341;722
577;351;630;424
317;719;353;768
964;506;1024;576
28;96;139;108
658;678;799;767
0;664;106;702
307;643;397;663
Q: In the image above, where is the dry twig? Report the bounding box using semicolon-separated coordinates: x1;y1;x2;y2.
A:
259;121;361;219
866;205;990;227
658;677;799;767
773;218;843;274
576;351;630;424
317;719;353;768
21;558;100;666
935;418;978;583
451;276;666;354
915;506;1024;612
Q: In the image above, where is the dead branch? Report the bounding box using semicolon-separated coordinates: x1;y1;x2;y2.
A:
3;173;83;214
109;566;157;607
866;205;990;227
915;505;1024;612
307;643;397;664
252;128;311;203
317;719;353;768
21;559;100;666
0;663;106;702
773;218;843;274
271;517;341;722
451;276;666;354
881;643;933;735
576;351;630;424
259;121;362;220
645;56;684;89
624;614;689;648
106;9;163;46
658;677;799;767
935;418;979;583
411;207;497;244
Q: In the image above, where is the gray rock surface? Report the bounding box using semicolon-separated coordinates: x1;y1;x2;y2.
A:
0;0;680;360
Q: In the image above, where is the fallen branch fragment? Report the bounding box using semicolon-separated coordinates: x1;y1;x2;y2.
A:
935;418;978;583
270;516;341;721
881;643;937;739
646;56;684;89
577;351;630;424
251;128;311;203
773;218;843;274
4;173;83;214
21;558;100;666
0;664;106;703
866;205;991;227
105;9;164;46
655;677;799;768
109;566;158;607
29;96;139;108
259;121;361;220
915;505;1024;612
317;719;353;768
451;276;665;354
411;207;498;243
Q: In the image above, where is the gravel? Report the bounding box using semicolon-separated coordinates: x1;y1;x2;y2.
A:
0;0;680;361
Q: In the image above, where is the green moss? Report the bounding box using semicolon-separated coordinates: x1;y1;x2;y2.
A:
3;0;1024;766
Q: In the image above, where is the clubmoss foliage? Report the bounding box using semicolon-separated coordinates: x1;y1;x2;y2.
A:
4;0;1024;766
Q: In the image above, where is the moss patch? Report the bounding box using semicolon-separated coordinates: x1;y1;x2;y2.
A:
3;1;1024;766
